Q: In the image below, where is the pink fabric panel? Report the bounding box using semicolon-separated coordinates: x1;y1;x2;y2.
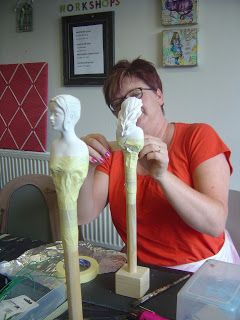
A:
0;62;48;152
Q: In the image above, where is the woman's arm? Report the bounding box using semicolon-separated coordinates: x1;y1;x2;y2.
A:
139;132;231;237
77;166;109;225
156;153;230;237
77;133;112;225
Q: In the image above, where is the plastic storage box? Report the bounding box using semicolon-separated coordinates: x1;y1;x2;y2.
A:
12;279;66;320
1;271;66;320
176;259;240;320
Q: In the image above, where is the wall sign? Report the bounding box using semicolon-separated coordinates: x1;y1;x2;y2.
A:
59;0;121;15
62;11;114;86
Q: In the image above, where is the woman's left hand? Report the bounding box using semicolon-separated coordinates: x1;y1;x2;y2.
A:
138;135;169;179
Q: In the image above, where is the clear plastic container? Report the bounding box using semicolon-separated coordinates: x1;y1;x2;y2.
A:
2;272;66;320
12;281;66;320
177;259;240;320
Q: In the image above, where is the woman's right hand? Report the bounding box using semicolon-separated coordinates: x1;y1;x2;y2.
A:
81;133;111;164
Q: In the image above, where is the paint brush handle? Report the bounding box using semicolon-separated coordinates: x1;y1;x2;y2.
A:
132;273;191;307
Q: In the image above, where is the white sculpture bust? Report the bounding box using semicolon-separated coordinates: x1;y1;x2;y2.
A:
48;94;89;210
49;94;88;158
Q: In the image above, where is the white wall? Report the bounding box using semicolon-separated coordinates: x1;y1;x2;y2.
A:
0;0;239;190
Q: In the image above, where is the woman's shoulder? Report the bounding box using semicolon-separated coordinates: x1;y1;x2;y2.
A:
175;122;215;132
174;122;218;141
173;122;232;174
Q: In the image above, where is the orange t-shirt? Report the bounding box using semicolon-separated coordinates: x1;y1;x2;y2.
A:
97;123;232;266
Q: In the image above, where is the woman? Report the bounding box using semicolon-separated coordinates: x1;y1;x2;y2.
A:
78;58;240;272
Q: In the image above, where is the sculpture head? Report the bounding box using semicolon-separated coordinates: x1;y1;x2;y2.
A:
49;94;81;132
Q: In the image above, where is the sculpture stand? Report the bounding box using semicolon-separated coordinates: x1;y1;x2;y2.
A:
115;150;149;298
50;156;88;320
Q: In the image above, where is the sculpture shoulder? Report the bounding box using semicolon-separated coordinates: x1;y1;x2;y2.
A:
68;138;89;156
50;137;89;157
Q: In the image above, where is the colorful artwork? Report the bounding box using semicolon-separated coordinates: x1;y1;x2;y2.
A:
162;28;198;67
161;0;198;25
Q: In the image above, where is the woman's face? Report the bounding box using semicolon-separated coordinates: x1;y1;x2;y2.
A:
49;102;65;131
115;76;164;135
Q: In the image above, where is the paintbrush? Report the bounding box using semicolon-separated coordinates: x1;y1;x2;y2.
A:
131;273;191;307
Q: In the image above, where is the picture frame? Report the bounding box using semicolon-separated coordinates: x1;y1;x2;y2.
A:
62;11;114;86
161;0;198;26
162;28;198;67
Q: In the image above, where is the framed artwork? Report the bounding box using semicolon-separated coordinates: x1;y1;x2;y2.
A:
162;28;198;67
161;0;198;25
15;0;33;32
62;11;114;86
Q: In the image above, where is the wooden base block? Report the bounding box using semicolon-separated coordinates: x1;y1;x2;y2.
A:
115;263;150;298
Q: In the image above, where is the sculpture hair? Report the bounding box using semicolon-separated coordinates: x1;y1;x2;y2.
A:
50;94;81;129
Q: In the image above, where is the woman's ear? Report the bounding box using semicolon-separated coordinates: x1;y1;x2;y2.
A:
156;88;164;105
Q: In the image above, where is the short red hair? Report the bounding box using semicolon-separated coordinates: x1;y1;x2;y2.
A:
103;58;163;109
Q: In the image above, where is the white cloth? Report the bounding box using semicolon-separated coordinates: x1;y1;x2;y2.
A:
167;230;240;273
